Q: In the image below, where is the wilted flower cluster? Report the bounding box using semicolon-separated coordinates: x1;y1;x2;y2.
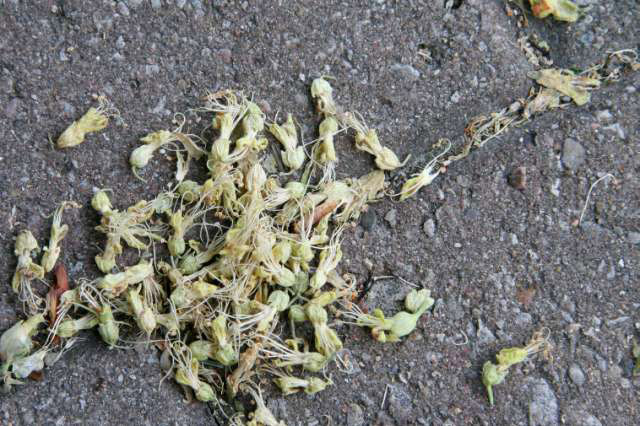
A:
1;81;436;424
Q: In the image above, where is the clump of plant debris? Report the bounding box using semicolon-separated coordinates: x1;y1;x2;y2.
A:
482;330;552;406
1;79;434;424
439;50;640;169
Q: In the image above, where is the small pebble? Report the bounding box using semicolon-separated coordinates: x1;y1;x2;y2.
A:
384;209;397;227
569;363;585;386
346;403;365;426
423;219;435;238
116;2;130;16
562;138;586;170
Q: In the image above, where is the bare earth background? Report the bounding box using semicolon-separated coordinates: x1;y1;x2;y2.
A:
0;1;639;425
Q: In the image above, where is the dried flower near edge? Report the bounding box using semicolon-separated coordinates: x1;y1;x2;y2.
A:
0;313;44;367
398;139;451;201
482;330;552;406
346;114;407;171
11;230;45;312
529;0;579;23
528;68;600;106
41;201;80;273
57;97;114;148
310;77;337;116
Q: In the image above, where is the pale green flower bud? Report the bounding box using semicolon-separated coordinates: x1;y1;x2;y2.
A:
15;230;39;254
305;304;328;325
310;78;336;115
176;180;201;203
195;381;216;402
267;290;290;312
137;308;157;336
0;314;44;362
305;377;331;394
57;106;109;148
282;147;305;170
168;237;186;259
130;143;158;170
404;289;434;314
98;272;128;297
495;347;529;368
126;288;144;317
214;344;238;366
56;314;98;338
97;305;119;347
125;261;154;284
302;352;327;372
189;340;215;361
11;350;47;379
91;190;112;215
178;255;199;275
274;266;296;288
482;361;508;406
274;376;308;395
170;285;191;309
272;241;291;264
288;305;307;323
190;280;218;299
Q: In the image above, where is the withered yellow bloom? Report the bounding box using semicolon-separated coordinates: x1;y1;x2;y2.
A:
398;139;451;201
269;114;305;170
528;68;600;106
529;0;579;23
57;99;112;148
41;201;80;273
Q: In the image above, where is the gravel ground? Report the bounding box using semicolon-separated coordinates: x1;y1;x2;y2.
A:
1;1;639;425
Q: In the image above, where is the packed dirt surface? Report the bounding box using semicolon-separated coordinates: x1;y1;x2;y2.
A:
1;1;639;425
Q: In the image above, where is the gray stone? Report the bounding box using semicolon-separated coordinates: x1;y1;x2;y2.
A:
446;298;464;321
360;208;377;231
562;139;586;170
176;0;187;8
515;312;533;327
117;2;130;16
346;403;365;426
151;0;162;10
568;363;585;385
423;219;435;237
384;209;397;227
4;98;21;119
477;321;496;346
127;0;145;8
390;63;420;81
628;231;640;245
603;123;626;140
218;48;232;64
388;384;413;423
116;35;125;49
595;110;612;122
145;64;160;75
526;378;558;426
564;408;602;426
